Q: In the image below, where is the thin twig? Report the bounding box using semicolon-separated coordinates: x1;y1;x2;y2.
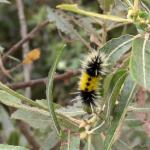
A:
16;0;31;97
0;56;13;80
18;121;40;150
7;70;80;90
2;20;49;62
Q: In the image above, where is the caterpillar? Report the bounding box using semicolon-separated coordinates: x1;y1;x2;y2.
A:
78;50;107;110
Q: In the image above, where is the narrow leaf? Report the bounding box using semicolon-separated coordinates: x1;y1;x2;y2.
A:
46;45;65;136
104;75;136;150
104;71;127;119
130;34;150;89
56;4;132;23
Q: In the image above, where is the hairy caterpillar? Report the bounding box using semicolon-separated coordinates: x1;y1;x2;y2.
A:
78;50;107;110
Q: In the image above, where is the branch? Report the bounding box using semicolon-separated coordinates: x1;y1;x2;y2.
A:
2;19;49;62
18;121;40;150
16;0;31;97
7;70;80;90
0;56;13;80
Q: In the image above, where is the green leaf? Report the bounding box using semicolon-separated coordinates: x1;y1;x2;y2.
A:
7;131;20;145
47;7;91;49
104;70;127;119
100;0;115;12
100;34;134;66
128;106;150;112
41;131;60;150
57;113;79;132
11;109;51;129
60;131;80;150
56;4;132;22
113;139;132;150
141;0;150;11
104;75;136;150
56;101;85;117
130;34;150;89
0;90;21;108
0;105;14;137
91;134;104;150
69;134;80;150
47;7;77;40
36;99;48;110
0;144;29;150
46;45;65;136
0;82;43;109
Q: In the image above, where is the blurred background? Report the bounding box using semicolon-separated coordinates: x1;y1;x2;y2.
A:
0;0;150;149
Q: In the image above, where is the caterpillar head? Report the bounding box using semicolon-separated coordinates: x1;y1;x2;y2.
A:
82;50;108;77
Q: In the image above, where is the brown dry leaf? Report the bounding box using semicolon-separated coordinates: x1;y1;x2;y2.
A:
23;48;41;64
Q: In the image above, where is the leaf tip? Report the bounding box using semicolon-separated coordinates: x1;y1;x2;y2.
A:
56;4;78;10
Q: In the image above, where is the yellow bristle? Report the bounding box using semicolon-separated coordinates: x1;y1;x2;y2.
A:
79;72;100;92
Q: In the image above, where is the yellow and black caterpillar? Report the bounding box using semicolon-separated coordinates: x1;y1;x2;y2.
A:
78;50;107;107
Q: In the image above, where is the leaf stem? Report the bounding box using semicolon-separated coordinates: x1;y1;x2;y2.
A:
57;4;132;23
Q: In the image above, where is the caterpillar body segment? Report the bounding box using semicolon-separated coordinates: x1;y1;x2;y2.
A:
78;50;108;109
